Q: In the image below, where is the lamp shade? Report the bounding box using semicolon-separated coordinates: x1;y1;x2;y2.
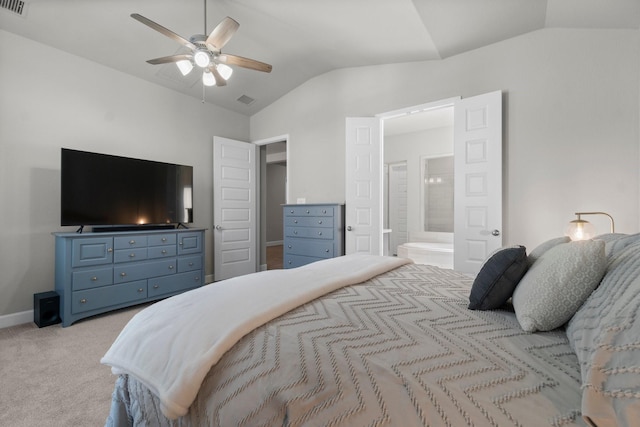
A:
565;219;596;241
202;70;216;86
217;63;233;80
176;60;193;76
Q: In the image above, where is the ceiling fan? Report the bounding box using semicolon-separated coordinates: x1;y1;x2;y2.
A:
130;4;272;88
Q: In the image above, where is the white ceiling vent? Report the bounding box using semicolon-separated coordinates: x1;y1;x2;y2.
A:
1;0;27;16
237;95;255;105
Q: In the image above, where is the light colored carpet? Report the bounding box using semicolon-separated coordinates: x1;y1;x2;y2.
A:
0;304;149;427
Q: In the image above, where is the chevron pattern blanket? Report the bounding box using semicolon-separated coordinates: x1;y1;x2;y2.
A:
106;263;584;426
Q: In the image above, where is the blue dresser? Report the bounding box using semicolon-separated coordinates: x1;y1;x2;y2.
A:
283;204;344;268
54;228;205;326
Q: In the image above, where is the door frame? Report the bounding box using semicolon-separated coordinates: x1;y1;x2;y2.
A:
253;134;290;271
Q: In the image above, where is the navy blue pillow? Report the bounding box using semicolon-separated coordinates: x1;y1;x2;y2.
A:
468;245;528;310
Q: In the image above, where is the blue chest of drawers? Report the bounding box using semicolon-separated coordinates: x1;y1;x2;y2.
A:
283;204;344;268
54;228;205;326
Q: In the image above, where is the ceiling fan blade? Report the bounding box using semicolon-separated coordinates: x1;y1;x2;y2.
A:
207;65;227;86
205;17;239;52
218;54;273;73
146;54;193;65
131;13;196;50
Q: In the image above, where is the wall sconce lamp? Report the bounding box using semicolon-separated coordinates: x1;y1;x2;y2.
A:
565;212;615;241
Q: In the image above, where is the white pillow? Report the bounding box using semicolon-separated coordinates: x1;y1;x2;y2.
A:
512;239;606;332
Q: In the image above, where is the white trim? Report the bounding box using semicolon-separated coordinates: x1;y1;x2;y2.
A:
376;97;460;120
0;310;33;329
267;240;283;247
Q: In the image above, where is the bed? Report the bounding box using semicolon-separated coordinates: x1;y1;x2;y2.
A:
102;234;640;426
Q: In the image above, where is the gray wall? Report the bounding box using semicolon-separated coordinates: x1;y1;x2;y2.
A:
250;28;640;252
0;30;249;319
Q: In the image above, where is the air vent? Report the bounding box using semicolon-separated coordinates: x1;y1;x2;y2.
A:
237;95;255;105
1;0;26;16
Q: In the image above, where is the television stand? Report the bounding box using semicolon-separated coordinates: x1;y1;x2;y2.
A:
53;227;205;326
92;224;176;233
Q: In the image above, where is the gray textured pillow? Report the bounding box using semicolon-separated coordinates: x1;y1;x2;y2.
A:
512;239;606;332
468;245;528;310
566;240;640;426
527;236;570;267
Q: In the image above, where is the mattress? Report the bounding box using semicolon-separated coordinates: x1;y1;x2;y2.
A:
106;263;584;426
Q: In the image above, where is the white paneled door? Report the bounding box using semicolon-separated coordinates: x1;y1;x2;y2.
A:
345;117;383;255
213;136;257;281
453;90;503;274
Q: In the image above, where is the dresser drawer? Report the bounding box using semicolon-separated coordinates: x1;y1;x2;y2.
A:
284;254;323;268
72;280;147;314
148;245;177;259
114;235;148;250
71;237;113;267
114;259;176;283
114;248;148;263
284;206;335;217
148;233;177;246
285;239;334;258
178;255;202;272
285;226;334;240
72;267;113;291
148;271;202;298
284;216;334;228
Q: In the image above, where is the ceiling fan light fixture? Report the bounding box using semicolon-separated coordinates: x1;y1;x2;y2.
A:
176;59;194;76
217;63;233;80
202;69;216;86
193;50;210;68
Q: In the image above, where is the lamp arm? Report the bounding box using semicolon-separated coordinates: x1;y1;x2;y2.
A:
574;211;615;233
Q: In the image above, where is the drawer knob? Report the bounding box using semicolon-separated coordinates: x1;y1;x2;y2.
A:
80;298;87;304
161;238;167;242
322;210;327;214
290;210;294;214
120;272;127;277
162;250;167;254
195;277;200;281
138;288;144;293
293;230;298;235
288;261;292;264
288;245;292;249
153;284;159;289
294;220;298;223
91;276;98;281
325;249;330;252
129;253;136;258
318;220;323;224
129;240;136;245
306;210;310;214
188;262;194;266
169;265;174;270
318;232;323;236
108;248;113;253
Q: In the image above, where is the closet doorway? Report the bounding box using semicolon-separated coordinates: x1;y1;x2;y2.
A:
256;136;289;271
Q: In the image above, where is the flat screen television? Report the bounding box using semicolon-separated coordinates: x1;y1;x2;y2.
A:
61;148;193;229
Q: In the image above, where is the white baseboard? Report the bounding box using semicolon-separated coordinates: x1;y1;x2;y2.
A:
259;263;267;271
0;310;33;329
267;240;283;247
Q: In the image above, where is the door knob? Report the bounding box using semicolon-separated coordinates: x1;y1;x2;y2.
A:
347;226;353;231
491;229;500;236
215;225;222;230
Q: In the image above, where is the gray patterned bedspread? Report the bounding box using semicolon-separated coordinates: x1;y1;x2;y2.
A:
106;263;584;426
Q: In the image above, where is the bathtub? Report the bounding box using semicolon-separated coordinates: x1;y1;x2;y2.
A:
397;241;454;269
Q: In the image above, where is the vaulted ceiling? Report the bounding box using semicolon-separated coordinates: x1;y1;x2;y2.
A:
1;0;638;116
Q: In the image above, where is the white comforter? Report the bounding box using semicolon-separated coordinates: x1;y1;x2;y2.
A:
101;254;411;419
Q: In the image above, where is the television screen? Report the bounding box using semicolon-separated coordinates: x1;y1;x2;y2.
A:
61;148;193;227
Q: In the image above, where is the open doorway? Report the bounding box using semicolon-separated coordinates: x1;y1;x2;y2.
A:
383;106;454;265
257;139;288;270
